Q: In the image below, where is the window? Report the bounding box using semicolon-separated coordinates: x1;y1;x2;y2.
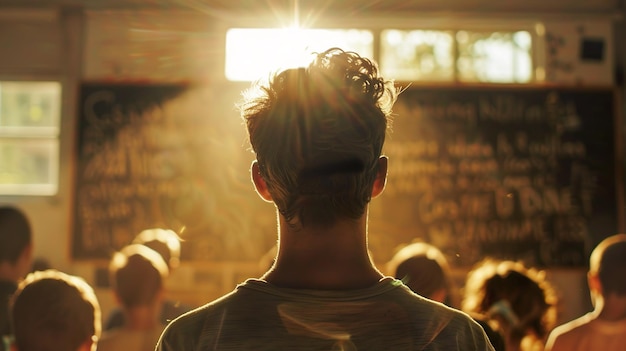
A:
381;29;535;83
380;30;455;82
457;30;533;83
225;26;537;83
225;28;374;82
0;81;61;195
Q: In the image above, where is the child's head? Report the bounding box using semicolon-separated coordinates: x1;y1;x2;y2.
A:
132;228;182;270
462;260;557;345
589;234;626;298
10;269;101;351
388;242;456;306
0;206;33;281
109;244;168;310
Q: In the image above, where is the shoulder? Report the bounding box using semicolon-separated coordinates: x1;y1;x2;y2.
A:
385;285;493;349
545;314;595;351
157;292;240;351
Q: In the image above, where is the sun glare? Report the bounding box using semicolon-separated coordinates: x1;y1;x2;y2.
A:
225;27;373;81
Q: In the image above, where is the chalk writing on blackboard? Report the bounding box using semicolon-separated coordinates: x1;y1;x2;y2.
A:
73;84;276;261
368;86;620;267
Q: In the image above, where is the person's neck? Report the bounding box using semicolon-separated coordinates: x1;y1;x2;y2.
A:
262;214;383;290
123;304;162;330
597;294;626;321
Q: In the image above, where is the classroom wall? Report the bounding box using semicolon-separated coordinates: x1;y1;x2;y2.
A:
0;1;622;324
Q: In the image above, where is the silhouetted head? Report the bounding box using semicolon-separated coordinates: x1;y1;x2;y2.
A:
589;234;626;297
109;244;169;310
0;206;32;265
0;206;33;282
388;242;456;306
11;269;101;351
462;260;557;343
132;228;181;270
240;47;398;229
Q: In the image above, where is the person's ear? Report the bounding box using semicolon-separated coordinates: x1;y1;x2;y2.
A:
588;272;602;297
9;340;18;351
371;156;388;199
251;161;273;202
77;336;97;351
430;288;448;305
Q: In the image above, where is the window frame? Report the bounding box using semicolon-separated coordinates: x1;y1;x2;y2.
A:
0;78;63;196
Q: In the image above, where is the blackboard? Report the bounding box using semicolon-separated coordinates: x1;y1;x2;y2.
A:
368;85;622;267
73;83;622;268
72;83;277;262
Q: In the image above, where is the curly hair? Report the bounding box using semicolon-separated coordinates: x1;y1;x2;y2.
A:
240;48;398;229
462;260;557;348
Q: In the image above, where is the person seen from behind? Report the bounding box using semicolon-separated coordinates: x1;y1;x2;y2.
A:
0;207;33;351
544;234;626;351
157;47;494;350
463;259;557;351
98;244;169;351
104;228;190;330
9;269;100;351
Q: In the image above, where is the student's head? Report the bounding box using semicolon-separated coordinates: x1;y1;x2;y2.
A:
132;228;181;270
387;242;456;306
109;244;169;310
588;233;626;298
10;269;101;351
240;47;398;229
462;260;557;343
0;206;33;280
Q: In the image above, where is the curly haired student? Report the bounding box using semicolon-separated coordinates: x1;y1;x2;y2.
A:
462;259;557;351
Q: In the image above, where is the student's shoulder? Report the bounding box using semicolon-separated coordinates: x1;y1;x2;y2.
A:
157;291;242;349
157;303;216;351
546;313;596;351
390;287;491;345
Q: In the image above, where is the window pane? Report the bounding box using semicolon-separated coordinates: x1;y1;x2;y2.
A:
0;138;58;195
457;31;533;83
0;81;61;135
380;30;454;81
225;28;373;81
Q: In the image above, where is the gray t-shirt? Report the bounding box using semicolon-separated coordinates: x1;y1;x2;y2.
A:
157;277;494;351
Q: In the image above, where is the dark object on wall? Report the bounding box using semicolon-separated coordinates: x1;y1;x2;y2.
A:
580;38;605;61
371;85;621;267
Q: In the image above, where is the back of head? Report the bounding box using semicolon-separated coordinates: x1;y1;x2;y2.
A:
462;260;556;341
589;234;626;297
109;244;168;309
0;206;31;264
10;269;100;351
388;242;452;304
240;47;398;229
132;228;181;270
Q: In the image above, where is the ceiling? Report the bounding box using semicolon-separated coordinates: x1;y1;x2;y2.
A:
0;0;621;16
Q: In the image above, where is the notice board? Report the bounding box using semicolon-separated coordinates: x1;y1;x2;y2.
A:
369;85;622;267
